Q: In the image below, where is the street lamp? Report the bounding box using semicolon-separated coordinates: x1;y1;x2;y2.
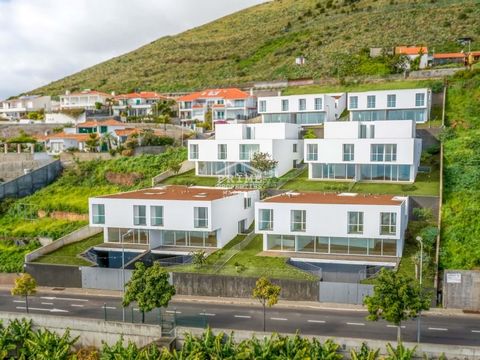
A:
416;235;423;343
121;229;134;322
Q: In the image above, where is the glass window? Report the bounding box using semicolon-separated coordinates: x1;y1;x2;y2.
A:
282;235;296;251
349;96;358;109
415;93;425;107
299;98;306;111
382;239;397;256
281;99;289;112
189;231;204;247
150;206;163;226
194;207;208;228
133;205;146;226
259;100;266;112
306;144;318;161
349;238;369;255
296;112;325;124
297;236;316;253
343;144;354;161
316;237;329;253
189;144;198;159
267;234;282;250
218;144;227;160
293;143;297;153
107;228;120;242
205;231;217;247
369;239;382;256
290;210;306;232
175;231;187;246
258;209;273;231
163;231;175;246
348;212;364;234
330;237;348;254
234;100;244;107
380;212;397;235
92;204;105;224
244;197;252;209
385;144;397;162
314;97;323;110
387;94;396;108
239;144;260;160
367;95;376;109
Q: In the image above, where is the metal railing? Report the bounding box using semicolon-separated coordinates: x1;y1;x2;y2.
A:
287;260;322;280
212;231;257;272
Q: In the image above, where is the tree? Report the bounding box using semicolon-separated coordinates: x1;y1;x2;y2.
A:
85;133;100;152
100;132;116;152
154;99;176;131
94;102;103;110
156;114;171;131
250;152;278;178
122;262;175;323
167;158;182;175
303;129;317;139
364;269;430;343
11;273;37;314
190;250;207;268
252;277;281;332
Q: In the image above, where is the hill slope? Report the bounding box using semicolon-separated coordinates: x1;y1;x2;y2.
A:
34;0;479;94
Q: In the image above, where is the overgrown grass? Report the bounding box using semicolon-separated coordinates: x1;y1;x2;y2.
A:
161;169;218;187
0;240;40;272
34;233;103;266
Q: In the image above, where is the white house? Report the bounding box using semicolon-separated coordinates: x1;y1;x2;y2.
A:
188;123;303;177
60;90;110;110
0;95;52;120
347;88;431;123
304;120;421;183
255;191;408;264
113;91;170;117
177;88;257;123
89;185;260;251
258;93;347;125
395;46;429;69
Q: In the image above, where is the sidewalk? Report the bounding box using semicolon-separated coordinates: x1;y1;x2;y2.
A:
0;284;472;317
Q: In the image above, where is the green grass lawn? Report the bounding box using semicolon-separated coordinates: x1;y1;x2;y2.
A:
161;170;218;187
34;233;103;266
171;235;317;281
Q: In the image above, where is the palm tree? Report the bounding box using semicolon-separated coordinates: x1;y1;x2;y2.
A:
85;133;100;152
100;132;116;152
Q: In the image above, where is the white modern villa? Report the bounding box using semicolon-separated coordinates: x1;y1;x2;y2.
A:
347;88;431;123
255;191;408;264
188;122;303;177
113;91;170;117
177;88;257;123
0;95;53;120
59;90;110;110
257;93;347;125
89;186;260;251
304;120;422;182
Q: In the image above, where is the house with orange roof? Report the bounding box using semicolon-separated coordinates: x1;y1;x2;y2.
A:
395;46;429;69
59;89;111;110
432;52;466;66
41;131;91;154
177;88;257;124
112;91;170;117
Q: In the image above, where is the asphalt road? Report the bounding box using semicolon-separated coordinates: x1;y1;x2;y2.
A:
1;289;479;346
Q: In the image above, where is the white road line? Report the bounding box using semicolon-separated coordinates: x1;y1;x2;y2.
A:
199;312;216;317
16;306;68;313
308;320;326;324
71;304;84;307
346;322;365;326
41;296;89;302
387;325;406;329
13;300;26;303
104;306;116;310
234;315;252;319
166;310;182;314
471;330;480;333
41;302;54;305
270;317;288;321
428;327;448;331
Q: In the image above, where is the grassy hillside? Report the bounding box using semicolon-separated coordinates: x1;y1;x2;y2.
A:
33;0;479;95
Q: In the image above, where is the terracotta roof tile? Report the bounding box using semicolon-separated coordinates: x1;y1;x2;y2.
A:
263;192;405;206
115;92;169;100
178;88;250;102
433;52;465;59
395;46;428;55
46;132;90;142
78;119;125;128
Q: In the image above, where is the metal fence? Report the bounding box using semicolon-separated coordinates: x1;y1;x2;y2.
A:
319;282;373;305
81;267;134;291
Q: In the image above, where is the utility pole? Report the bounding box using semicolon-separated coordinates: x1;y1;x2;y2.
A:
416;235;424;343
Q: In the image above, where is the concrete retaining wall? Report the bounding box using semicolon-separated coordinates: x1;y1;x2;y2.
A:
152;160;195;186
81;267;133;290
172;272;319;301
443;270;480;311
0;273;19;285
25;226;102;262
0;312;161;348
25;263;82;288
409;196;440;222
133;146;166;155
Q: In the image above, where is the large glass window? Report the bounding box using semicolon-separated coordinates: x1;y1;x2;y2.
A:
218;144;227;160
92;204;105;224
371;144;396;162
343;144;354;161
194;207;208;228
359;164;410;182
299;98;306;111
385;144;397;162
387;94;396;108
382;239;397;256
349;238;369;255
258;209;273;230
371;144;384;161
239;144;260;160
316;237;329;253
259;100;266;112
267;234;282;250
262;113;295;124
314;97;323;110
189;144;199;159
311;163;355;180
133;205;146;226
351;110;384;121
296;112;325;124
330;237;349;254
306;144;318;161
367;95;376;109
380;212;397;235
349;96;358;109
290;210;306;232
150;206;163;226
297;236;316;252
107;228;149;245
281;99;289;112
348;212;364;234
415;93;425;107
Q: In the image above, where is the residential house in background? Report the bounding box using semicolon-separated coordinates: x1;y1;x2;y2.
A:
304;120;421;183
89;186;260;256
59;90;110;110
113;91;170;117
0;95;52;120
395;46;429;69
432;52;466;66
258;93;347;126
188;122;303;177
177;88;257;123
347;88;431;123
255;191;408;265
41;132;90;154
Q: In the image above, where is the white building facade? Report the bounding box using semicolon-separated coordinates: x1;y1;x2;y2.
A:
304;120;421;183
0;95;52;120
112;92;169;117
258;93;347;125
188;123;303;178
347;88;431;123
255;192;408;262
60;90;110;110
89;186;259;250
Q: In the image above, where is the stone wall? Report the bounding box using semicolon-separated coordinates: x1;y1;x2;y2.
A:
25;263;83;288
443;270;480;311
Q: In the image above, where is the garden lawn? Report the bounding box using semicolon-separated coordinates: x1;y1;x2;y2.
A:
161;170;218;187
34;233;103;266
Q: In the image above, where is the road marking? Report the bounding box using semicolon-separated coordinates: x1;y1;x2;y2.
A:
234;315;252;319
41;302;54;305
166;310;182;314
41;296;89;302
199;312;216;317
346;322;365;326
471;330;480;333
104;306;116;310
270;317;288;321
71;304;84;307
308;320;326;324
13;300;26;303
387;325;406;329
428;327;448;331
16;306;68;313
